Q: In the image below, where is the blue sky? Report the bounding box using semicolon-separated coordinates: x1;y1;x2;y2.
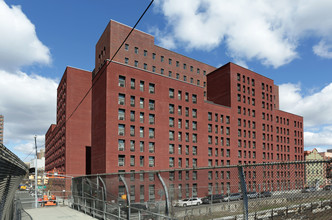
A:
1;0;332;162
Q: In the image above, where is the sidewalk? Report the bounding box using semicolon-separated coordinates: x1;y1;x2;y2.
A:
26;206;97;219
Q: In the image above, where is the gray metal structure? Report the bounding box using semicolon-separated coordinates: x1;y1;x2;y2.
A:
0;143;28;220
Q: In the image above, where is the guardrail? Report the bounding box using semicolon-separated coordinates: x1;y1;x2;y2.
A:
0;143;28;220
72;160;332;220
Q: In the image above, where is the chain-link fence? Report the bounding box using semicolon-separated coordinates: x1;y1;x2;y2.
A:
71;160;332;220
0;143;29;220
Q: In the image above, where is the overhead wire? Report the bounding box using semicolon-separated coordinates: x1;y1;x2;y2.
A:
23;143;45;162
65;0;154;124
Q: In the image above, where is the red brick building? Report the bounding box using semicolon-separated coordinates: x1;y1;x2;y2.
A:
46;20;304;199
45;66;91;176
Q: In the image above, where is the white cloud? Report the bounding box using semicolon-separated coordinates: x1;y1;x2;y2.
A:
0;1;56;159
154;0;332;67
305;126;332;147
313;40;332;58
279;82;332;148
279;83;332;127
0;0;51;71
0;70;57;146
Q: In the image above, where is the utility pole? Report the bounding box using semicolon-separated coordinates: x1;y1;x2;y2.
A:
34;135;38;208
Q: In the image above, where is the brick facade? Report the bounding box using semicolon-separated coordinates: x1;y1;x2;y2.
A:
46;20;304;200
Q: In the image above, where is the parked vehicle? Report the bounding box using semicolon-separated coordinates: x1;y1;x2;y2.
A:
174;198;202;207
301;187;316;193
202;194;224;204
259;191;272;197
247;191;258;199
323;185;332;191
222;193;242;202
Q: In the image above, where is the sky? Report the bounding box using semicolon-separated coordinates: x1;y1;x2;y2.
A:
1;0;332;162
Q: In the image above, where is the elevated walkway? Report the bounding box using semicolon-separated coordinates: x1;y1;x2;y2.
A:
25;206;96;220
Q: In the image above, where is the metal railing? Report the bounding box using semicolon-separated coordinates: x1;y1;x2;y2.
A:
0;143;28;220
71;160;332;219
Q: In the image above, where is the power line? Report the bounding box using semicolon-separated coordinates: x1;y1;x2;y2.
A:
23;143;45;161
65;0;154;124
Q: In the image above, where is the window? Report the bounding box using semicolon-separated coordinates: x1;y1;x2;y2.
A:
140;127;144;138
169;71;172;77
130;96;135;107
134;60;138;67
178;91;182;100
192;121;197;130
125;44;129;51
193;158;197;167
140;81;144;91
169;157;174;167
140;156;144;166
149;83;155;94
208;124;212;133
161;56;164;62
226;138;230;146
169;144;174;154
139;112;144;123
178;106;182;115
169;88;174;98
118;139;125;151
130;155;135;166
119;75;125;87
192;94;197;104
149;114;155;124
169;117;174;127
183;75;187;81
169;130;174;140
125;57;129;64
208;136;212;144
130;140;135;151
192;134;197;143
140;141;144;152
193;146;197;155
149;156;155;167
149;100;155;110
190;78;193;83
169;58;172;65
149;128;155;138
149;142;155;153
197;68;200;74
130;110;135;121
152;53;156;60
192;109;197;118
178;145;182;154
135;47;138;54
118;109;125;120
144;50;147;56
140;98;144;109
183;63;187;69
161;68;164;74
144;63;147;70
152;66;156;72
177;132;182;141
169;104;174;114
130;125;135;136
176;73;180;79
190;66;193;72
226;127;230;135
226;116;230;124
178;119;182;128
118;155;125;166
178;158;182;167
118;93;125;105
